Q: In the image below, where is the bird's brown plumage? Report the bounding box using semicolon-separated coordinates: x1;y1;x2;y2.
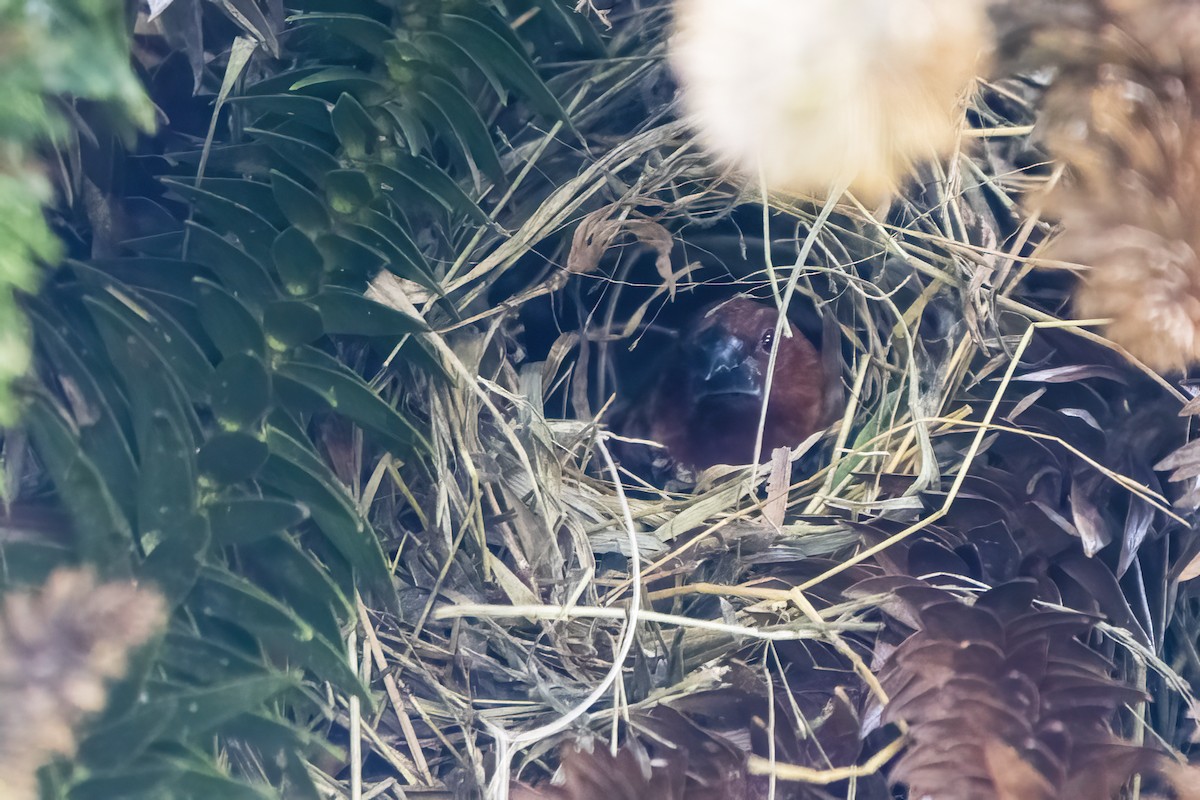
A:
618;298;827;473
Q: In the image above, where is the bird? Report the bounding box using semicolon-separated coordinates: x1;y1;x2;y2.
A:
614;297;828;474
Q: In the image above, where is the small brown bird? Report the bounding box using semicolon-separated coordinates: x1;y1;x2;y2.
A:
617;298;828;473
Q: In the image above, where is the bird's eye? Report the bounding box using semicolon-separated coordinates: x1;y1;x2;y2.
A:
759;329;774;352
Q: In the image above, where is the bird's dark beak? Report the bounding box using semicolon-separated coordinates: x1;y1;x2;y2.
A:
689;326;762;401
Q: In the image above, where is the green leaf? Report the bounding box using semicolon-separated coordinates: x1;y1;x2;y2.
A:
242;65;330;95
273;374;335;414
111;753;278;800
161;632;263;683
137;408;199;540
198;433;271;485
82;298;198;493
194;278;267;359
325;169;375;215
441;14;573;126
346;210;440;293
270;170;330;235
272;227;326;297
224;94;335;133
78;750;276;800
167;180;279;264
239;535;350;646
528;0;607;52
126;295;216;403
258;428;396;613
418;33;506;99
289;67;389;103
101;634;163;720
264;405;311;445
171;768;276;800
263;300;324;349
211;354;272;429
370;159;490;226
330;92;379;158
248;127;341;186
378;102;432;156
123;230;186;258
80;292;203;438
275;358;427;454
140;520;210;610
0;540;72;592
218;711;343;761
193;563;316;636
165;142;275;177
156;672;295;740
186;223;279;306
78;697;177;770
292;12;393;56
311;287;428;336
88;257;203;298
71;266;215;401
208;497;310;546
197;178;288;230
26;303;139;518
84;299;200;550
447;3;533;64
22;396;132;567
313;231;384;283
220;716;341;800
193;566;367;699
418;74;504;185
68;767;177;800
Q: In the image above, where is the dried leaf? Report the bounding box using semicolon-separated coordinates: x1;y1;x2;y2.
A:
1178;551;1200;582
762;447;791;528
567;209;674;294
983;740;1054;800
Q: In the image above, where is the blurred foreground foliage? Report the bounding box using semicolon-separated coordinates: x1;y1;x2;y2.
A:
0;0;154;426
3;0;606;796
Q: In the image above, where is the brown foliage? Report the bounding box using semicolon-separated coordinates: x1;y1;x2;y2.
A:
863;578;1153;800
0;568;166;799
996;0;1200;371
511;681;882;800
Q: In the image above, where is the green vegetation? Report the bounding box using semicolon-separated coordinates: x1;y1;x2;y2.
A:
6;0;612;795
6;1;1200;798
0;0;154;426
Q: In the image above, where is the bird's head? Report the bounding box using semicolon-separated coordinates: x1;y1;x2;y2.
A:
616;296;828;475
680;297;815;414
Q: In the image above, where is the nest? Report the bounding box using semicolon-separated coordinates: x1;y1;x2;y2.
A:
327;4;1200;799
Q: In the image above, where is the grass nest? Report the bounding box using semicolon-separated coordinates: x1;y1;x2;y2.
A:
327;4;1200;799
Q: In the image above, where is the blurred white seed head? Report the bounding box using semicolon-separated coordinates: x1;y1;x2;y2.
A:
668;0;990;201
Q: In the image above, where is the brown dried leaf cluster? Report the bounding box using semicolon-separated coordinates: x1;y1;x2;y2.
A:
861;577;1150;800
511;684;878;800
511;734;742;800
0;568;166;800
997;0;1200;371
567;206;677;295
